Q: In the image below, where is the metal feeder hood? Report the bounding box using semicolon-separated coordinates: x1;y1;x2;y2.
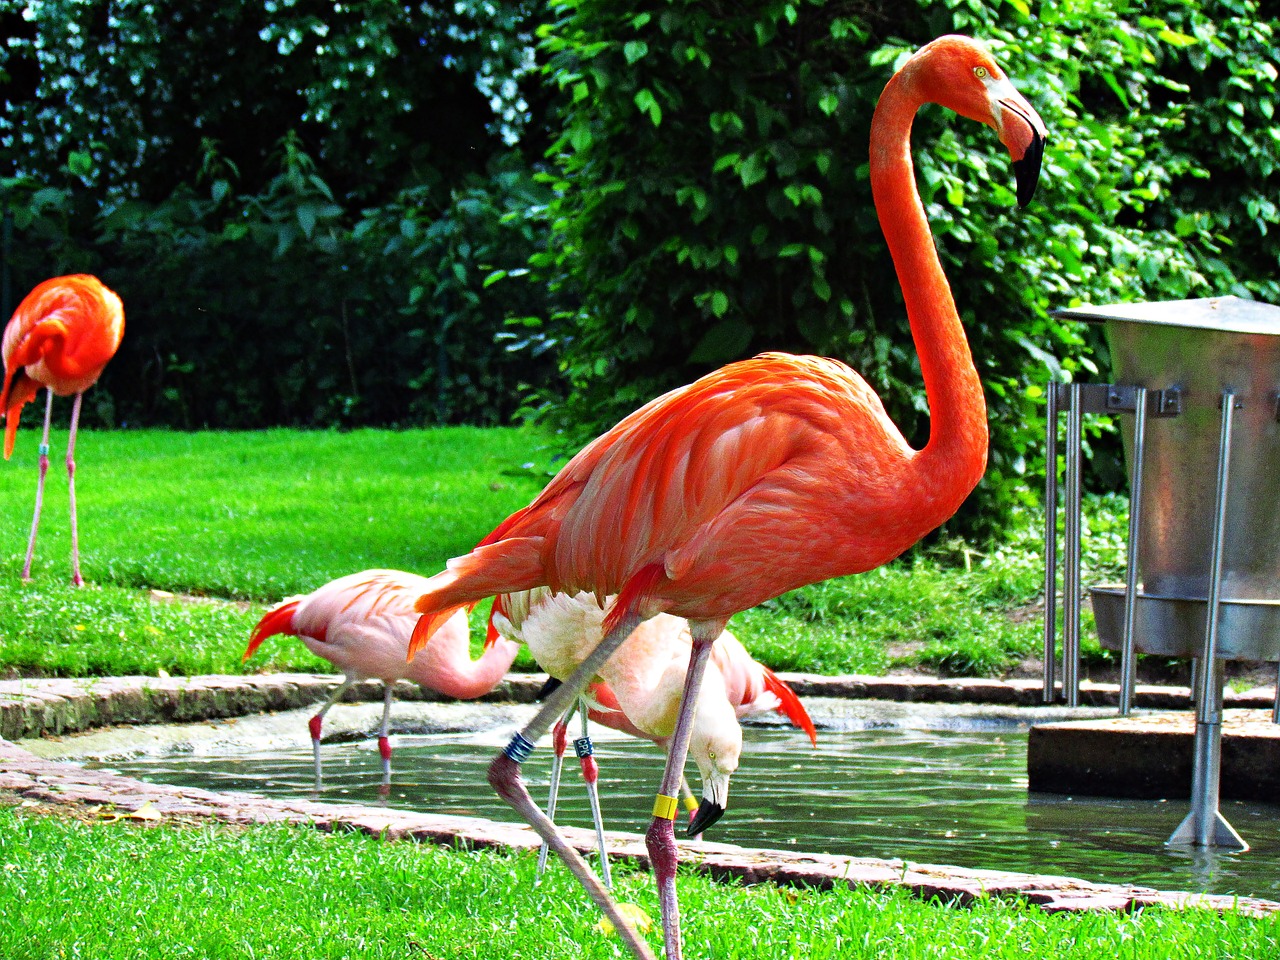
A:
1043;295;1280;850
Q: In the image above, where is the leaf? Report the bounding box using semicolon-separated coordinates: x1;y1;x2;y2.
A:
296;204;318;239
633;89;662;126
128;802;162;822
66;151;94;177
595;902;654;937
739;153;766;188
624;41;648;64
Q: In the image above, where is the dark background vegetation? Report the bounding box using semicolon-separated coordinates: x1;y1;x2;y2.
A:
1;0;1276;539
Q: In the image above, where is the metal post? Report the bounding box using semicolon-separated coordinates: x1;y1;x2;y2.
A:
1062;383;1083;707
1273;661;1280;725
1168;391;1247;850
1043;382;1059;704
1118;387;1148;715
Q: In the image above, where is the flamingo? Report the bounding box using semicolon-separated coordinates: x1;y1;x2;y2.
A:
491;588;817;849
1;274;125;586
409;35;1046;959
243;569;519;785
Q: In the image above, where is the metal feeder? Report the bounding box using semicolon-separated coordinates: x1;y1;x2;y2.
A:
1042;296;1280;850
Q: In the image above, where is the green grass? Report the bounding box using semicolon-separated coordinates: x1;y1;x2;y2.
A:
1;807;1275;960
0;426;559;598
0;426;555;676
0;427;1127;679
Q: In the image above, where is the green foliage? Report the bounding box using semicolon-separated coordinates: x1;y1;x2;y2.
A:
531;0;1280;540
0;1;553;430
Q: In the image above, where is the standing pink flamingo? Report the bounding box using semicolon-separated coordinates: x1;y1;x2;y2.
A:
410;35;1046;959
1;274;125;586
244;569;519;785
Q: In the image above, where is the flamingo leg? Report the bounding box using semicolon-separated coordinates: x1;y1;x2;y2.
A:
575;696;613;890
66;392;84;587
536;703;576;882
487;612;656;960
377;682;395;786
646;626;718;960
309;676;354;787
20;389;54;582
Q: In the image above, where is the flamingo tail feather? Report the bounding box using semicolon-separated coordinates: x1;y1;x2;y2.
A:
410;537;546;660
763;666;818;746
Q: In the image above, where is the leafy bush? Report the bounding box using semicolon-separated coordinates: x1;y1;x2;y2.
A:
0;0;552;429
530;0;1280;540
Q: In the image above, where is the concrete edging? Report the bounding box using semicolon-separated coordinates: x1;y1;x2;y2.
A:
4;671;1275;742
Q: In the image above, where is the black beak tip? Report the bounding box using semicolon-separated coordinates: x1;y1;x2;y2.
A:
535;676;562;701
687;799;725;836
1013;131;1046;208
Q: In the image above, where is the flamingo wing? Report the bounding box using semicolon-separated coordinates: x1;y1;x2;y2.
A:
413;353;906;650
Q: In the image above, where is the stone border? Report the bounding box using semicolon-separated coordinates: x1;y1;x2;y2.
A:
1;736;1274;917
4;671;1275;742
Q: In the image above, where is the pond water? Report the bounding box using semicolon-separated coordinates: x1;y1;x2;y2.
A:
72;699;1280;900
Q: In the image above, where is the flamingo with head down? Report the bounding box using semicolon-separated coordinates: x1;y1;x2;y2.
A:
492;588;816;844
244;569;519;785
408;35;1047;959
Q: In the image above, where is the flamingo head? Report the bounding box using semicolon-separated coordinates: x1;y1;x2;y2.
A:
685;690;742;836
908;35;1048;207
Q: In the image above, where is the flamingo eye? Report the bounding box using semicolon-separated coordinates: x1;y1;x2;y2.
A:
974;66;988;80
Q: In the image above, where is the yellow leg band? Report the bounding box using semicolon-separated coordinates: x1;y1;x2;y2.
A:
652;794;680;820
682;794;700;814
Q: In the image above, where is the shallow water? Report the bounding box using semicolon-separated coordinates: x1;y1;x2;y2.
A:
70;699;1280;900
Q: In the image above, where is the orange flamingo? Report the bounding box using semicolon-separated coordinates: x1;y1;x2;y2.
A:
244;570;519;785
410;36;1046;959
1;274;124;585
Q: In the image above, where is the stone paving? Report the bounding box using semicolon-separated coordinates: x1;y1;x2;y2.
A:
2;671;1278;918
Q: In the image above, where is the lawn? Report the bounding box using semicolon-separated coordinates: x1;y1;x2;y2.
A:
0;427;1126;679
2;806;1276;960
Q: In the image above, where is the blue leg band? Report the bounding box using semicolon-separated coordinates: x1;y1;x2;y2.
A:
504;732;536;763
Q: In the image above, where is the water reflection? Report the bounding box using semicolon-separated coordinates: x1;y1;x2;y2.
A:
88;725;1280;899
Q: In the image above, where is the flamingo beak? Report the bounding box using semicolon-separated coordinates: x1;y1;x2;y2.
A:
988;78;1048;208
687;769;730;836
688;798;725;836
1011;124;1046;208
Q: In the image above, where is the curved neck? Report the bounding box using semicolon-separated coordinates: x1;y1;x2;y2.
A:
869;69;988;496
413;630;517;700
